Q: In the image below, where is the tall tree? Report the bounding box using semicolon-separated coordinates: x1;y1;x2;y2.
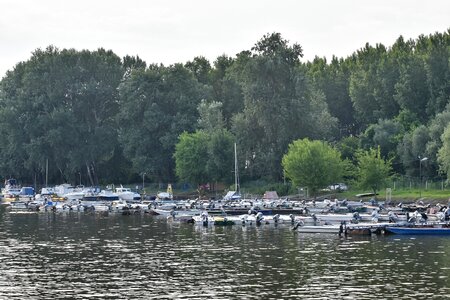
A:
0;46;124;185
282;138;345;197
355;147;392;196
349;43;400;128
232;33;337;181
174;131;209;185
117;63;208;182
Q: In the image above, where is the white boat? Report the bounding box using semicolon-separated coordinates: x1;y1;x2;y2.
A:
115;186;141;201
8;201;30;210
18;187;35;201
55;184;87;201
166;213;195;222
295;224;343;234
156;184;173;200
109;200;130;212
153;208;201;216
192;213;216;225
35;187;65;202
192;212;236;225
127;202;150;212
315;213;358;224
97;189;119;201
1;178;22;200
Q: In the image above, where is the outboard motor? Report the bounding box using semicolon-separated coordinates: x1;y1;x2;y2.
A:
292;220;304;230
273;214;280;224
311;213;317;225
256;212;264;225
421;213;428;223
388;211;399;223
201;211;209;227
352;212;360;223
339;221;347;236
371;209;379;223
289;214;295;224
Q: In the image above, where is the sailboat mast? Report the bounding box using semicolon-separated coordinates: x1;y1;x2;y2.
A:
234;143;239;194
45;158;48;187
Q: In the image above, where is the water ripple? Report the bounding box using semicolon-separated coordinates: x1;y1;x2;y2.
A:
0;209;449;299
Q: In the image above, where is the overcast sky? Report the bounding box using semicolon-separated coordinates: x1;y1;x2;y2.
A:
1;0;449;78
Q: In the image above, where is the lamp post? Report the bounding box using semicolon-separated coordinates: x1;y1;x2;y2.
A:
419;156;428;198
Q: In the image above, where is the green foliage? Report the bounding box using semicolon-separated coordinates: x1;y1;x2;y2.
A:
174;131;209;184
0;29;448;186
0;46;123;185
336;136;360;162
117;63;208;182
355;147;392;195
174;130;234;186
282;138;345;196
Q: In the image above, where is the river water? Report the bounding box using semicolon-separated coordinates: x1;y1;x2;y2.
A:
0;206;449;299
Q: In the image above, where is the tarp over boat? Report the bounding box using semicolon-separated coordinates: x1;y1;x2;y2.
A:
223;191;241;200
263;191;279;200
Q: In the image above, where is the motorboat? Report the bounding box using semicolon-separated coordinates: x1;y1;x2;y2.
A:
115;186;141;201
1;178;22;200
55;184;88;201
295;224;343;234
385;223;450;235
97;189;119;201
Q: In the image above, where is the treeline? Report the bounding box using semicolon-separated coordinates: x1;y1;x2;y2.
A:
0;30;449;188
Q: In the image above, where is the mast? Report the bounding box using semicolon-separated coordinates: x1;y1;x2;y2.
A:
234;143;240;194
45;158;48;187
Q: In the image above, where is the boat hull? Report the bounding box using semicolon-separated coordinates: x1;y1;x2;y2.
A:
385;226;450;235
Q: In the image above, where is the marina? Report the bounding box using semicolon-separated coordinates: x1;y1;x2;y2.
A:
2;181;450;237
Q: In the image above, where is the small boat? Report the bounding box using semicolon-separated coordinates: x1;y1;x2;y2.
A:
295;224;343;234
1;178;22;200
192;212;235;226
294;221;393;235
212;216;235;226
385;224;450;235
115;186;141;201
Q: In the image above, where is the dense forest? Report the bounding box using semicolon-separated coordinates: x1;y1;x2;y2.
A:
0;30;449;190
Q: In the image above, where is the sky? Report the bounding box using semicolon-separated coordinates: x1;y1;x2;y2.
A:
0;0;449;78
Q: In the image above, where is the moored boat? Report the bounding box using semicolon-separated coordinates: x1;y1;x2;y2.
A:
1;178;22;200
385;223;450;235
115;186;141;201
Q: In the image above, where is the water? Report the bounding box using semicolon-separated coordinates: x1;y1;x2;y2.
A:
0;206;449;299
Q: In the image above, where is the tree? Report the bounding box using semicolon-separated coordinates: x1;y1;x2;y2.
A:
307;56;359;137
397;125;430;176
371;119;404;158
349;43;401;128
196;100;235;184
230;33;338;181
282;139;345;197
185;56;212;85
174;131;209;185
209;55;243;128
174;130;234;187
0;46;124;185
355;147;392;196
117;63;209;182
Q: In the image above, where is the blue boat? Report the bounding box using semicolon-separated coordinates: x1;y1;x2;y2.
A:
386;225;450;235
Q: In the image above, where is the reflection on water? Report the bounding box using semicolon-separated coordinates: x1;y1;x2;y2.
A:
0;206;449;299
